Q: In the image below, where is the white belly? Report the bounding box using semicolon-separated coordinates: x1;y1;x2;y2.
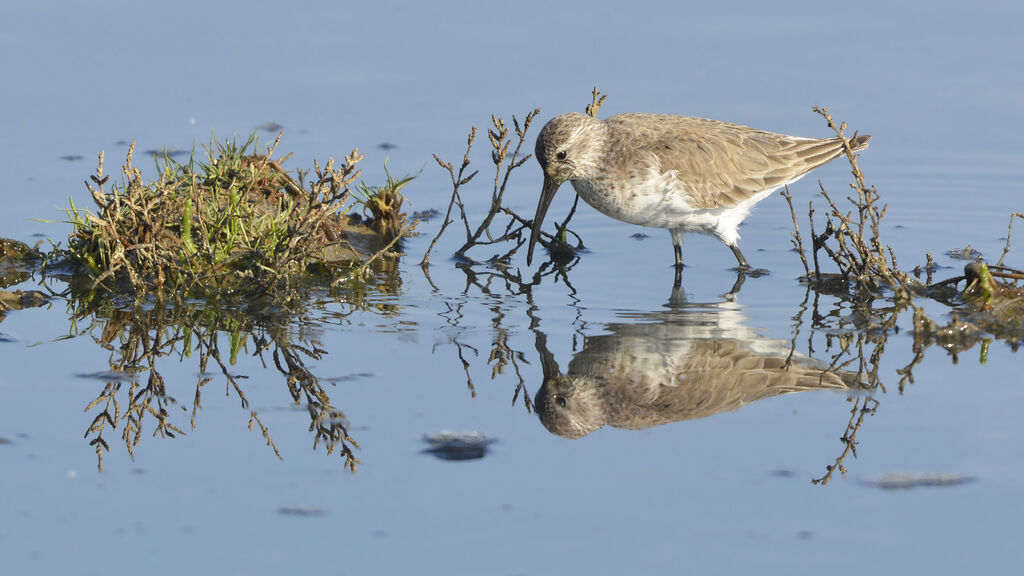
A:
569;176;784;246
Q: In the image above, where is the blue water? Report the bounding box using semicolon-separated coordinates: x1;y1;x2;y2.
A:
2;1;1023;575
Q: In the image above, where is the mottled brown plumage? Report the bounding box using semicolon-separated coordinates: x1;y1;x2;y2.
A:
528;112;870;269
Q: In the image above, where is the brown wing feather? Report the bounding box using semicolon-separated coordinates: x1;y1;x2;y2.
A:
606;113;870;210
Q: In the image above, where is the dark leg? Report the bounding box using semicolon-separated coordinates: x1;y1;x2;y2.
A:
670;229;685;269
729;243;750;270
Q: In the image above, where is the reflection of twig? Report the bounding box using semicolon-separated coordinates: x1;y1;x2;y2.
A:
801;282;905;485
451;340;478;398
428;260;582;413
812;396;878;485
489;313;532;412
270;335;360;471
896;350;926;394
784;284;812;369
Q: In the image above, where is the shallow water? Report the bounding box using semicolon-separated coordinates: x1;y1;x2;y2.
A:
2;1;1023;575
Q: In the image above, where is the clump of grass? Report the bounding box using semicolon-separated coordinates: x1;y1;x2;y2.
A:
60;133;415;299
353;161;417;237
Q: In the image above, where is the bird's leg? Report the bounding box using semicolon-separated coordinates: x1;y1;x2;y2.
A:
729;243;750;270
670;229;685;269
673;263;682;288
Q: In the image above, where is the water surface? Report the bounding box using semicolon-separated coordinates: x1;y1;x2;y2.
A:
2;1;1022;575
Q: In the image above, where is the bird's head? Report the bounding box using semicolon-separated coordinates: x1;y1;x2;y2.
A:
534;374;604;439
528;112;602;265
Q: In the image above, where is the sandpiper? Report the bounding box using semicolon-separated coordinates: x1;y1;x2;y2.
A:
527;112;870;269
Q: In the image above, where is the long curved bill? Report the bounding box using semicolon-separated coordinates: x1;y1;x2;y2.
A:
527;175;560;265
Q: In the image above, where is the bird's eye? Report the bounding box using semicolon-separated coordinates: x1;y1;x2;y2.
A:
556;396;567;407
556;150;567;161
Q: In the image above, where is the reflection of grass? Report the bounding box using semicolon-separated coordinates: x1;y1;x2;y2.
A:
58;133;415;299
74;294;363;472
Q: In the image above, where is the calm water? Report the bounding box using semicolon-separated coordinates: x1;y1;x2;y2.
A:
2;1;1023;575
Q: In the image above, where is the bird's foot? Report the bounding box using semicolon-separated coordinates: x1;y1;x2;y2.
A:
734;266;769;277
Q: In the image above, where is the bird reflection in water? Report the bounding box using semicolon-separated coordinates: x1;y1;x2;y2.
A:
534;276;860;438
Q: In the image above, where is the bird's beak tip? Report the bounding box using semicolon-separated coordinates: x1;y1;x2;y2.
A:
527;176;560;268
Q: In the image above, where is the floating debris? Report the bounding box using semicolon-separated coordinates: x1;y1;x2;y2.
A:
946;245;982;260
59;155;84;161
631;232;650;240
861;472;976;490
422;431;496;461
377;142;397;150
